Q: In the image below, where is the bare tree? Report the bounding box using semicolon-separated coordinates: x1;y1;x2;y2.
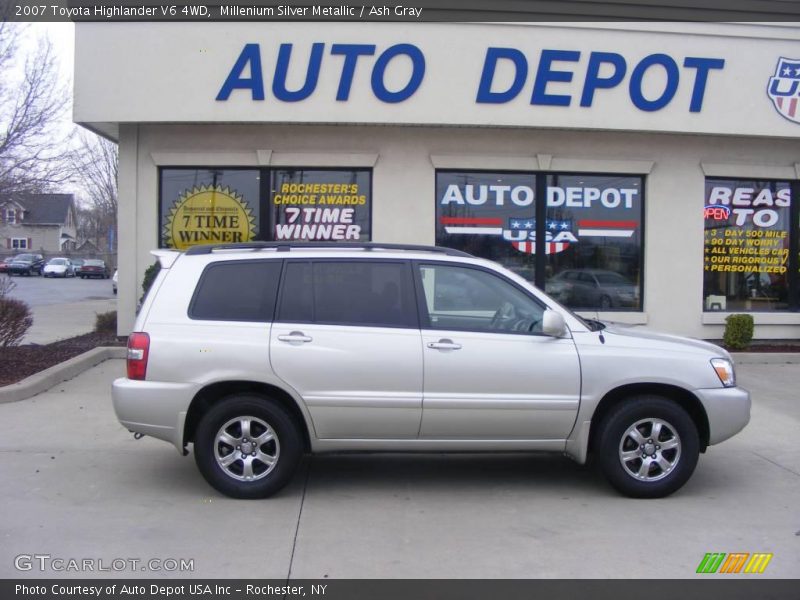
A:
0;22;72;195
72;133;118;250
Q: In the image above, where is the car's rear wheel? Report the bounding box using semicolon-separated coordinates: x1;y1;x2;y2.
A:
194;395;302;499
596;396;699;498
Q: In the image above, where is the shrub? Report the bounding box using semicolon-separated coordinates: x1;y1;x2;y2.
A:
723;314;754;351
95;311;117;334
0;297;33;347
140;261;161;306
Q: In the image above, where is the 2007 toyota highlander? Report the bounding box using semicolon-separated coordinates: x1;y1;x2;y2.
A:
112;242;750;499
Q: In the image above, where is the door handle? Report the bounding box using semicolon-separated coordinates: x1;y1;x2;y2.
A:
427;339;462;351
277;331;313;343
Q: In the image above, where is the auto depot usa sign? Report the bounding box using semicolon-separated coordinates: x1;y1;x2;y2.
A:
74;22;800;137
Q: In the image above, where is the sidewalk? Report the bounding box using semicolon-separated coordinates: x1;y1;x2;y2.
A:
23;299;117;344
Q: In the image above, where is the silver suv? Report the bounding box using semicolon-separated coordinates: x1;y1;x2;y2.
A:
112;242;750;499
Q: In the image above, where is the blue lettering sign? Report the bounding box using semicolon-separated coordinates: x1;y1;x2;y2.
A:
476;47;528;103
683;57;725;112
531;49;581;106
216;43;265;101
272;43;325;102
580;52;627;107
215;42;724;114
629;53;680;111
371;43;426;103
331;44;377;101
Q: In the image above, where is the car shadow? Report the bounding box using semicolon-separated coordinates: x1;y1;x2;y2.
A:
301;452;605;496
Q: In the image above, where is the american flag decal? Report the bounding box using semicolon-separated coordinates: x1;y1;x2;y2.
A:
577;219;637;238
440;216;503;235
768;57;800;125
512;241;570;255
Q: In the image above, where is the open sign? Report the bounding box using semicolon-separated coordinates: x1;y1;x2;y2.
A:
704;205;730;220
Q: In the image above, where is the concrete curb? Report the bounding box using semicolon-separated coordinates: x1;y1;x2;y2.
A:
731;352;800;364
0;346;126;404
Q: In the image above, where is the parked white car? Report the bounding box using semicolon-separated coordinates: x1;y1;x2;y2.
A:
42;257;75;278
112;242;750;500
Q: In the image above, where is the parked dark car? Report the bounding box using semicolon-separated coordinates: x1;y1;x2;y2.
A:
6;253;45;276
80;259;110;279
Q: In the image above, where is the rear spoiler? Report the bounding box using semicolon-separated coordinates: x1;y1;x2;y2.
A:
150;250;180;269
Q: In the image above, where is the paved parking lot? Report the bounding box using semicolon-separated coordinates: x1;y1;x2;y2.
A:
3;275;117;343
4;273;115;307
0;360;797;579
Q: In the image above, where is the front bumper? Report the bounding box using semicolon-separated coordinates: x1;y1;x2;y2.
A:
695;386;751;445
112;377;200;453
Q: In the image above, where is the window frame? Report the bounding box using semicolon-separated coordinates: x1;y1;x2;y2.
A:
11;237;28;250
269;167;373;244
187;258;285;323
412;260;549;337
5;209;17;225
275;258;420;330
702;176;799;313
434;169;646;312
158;166;374;249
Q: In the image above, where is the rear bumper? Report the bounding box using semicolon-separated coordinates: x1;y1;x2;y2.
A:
695;386;751;445
112;377;200;452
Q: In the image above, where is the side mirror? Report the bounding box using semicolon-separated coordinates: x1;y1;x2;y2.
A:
542;309;567;337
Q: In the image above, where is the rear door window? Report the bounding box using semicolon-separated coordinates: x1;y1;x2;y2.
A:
190;260;282;322
277;260;417;328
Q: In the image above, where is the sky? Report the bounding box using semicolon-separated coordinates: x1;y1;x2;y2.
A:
13;22;93;200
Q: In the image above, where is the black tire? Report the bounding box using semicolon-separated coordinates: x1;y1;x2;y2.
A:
596;396;699;498
599;295;612;309
194;395;302;499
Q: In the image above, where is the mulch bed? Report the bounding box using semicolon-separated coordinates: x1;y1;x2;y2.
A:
0;332;126;386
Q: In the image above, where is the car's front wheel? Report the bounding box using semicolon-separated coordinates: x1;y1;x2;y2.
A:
596;396;699;498
194;395;302;499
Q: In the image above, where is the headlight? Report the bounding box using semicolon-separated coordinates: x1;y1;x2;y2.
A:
710;358;736;387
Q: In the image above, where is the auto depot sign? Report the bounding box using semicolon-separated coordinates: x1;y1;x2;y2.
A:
216;42;724;114
74;22;800;137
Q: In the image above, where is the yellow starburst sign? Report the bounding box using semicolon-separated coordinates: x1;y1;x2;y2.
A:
163;186;256;250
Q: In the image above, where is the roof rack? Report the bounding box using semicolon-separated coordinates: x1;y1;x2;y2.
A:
184;241;474;258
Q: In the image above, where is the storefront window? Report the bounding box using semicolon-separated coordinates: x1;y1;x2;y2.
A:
435;171;537;282
435;171;645;311
271;169;371;241
703;179;791;312
544;174;644;310
160;168;372;249
160;169;261;250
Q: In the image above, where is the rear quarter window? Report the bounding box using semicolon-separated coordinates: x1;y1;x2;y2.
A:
189;260;282;322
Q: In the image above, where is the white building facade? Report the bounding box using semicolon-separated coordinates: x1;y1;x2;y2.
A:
73;21;800;338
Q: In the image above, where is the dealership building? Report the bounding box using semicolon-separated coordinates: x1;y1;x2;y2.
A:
73;20;800;338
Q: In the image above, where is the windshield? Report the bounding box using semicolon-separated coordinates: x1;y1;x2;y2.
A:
49;259;67;265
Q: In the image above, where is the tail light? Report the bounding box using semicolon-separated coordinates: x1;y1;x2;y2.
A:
127;332;150;380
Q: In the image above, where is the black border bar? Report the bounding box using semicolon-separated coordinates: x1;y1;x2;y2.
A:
4;0;800;22
4;579;800;600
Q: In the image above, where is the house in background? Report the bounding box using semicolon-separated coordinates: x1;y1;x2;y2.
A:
0;193;78;254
